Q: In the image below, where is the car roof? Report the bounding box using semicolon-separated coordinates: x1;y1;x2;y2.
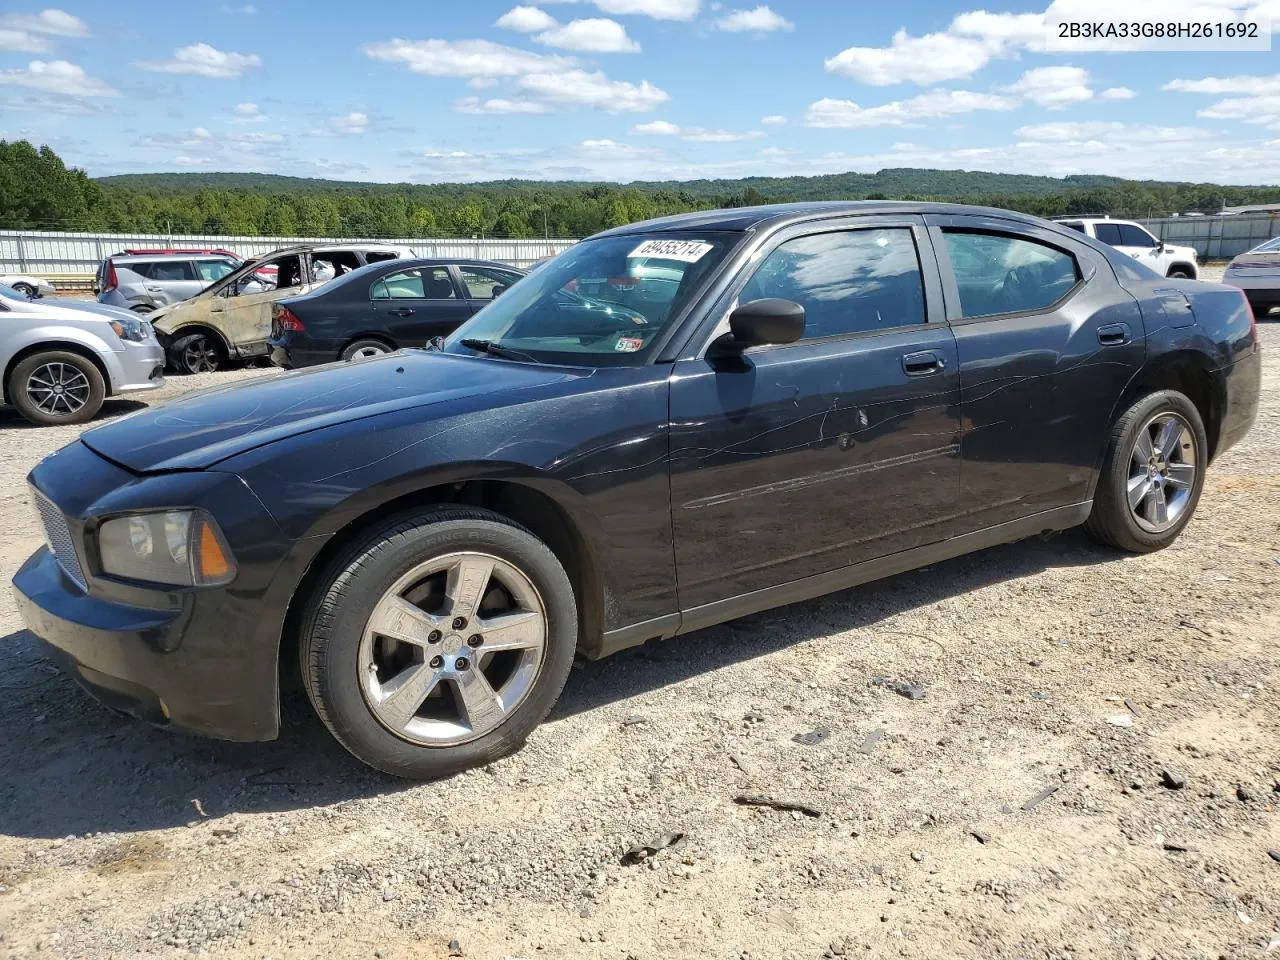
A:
589;200;1053;239
111;252;237;261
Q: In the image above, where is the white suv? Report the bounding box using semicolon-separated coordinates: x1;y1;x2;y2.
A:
1055;218;1199;279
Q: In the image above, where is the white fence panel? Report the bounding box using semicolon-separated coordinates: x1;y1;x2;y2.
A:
1137;213;1280;259
0;231;579;275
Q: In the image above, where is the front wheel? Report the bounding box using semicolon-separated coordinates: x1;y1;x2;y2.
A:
1085;390;1207;553
1166;268;1195;280
299;507;578;779
11;282;37;298
340;339;394;362
8;350;106;426
169;332;224;374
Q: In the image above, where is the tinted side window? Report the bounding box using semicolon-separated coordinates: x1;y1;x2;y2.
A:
196;259;237;282
739;228;926;340
943;231;1080;319
460;266;521;300
364;251;399;264
1093;223;1124;246
1118;224;1156;247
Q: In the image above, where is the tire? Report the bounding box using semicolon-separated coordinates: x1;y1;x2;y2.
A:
169;331;224;374
131;303;155;315
11;282;36;298
340;339;394;362
1166;268;1194;280
7;350;106;426
1085;390;1208;553
299;506;578;779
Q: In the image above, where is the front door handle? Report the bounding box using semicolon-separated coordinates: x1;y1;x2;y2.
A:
1097;322;1131;346
389;308;414;317
902;351;945;376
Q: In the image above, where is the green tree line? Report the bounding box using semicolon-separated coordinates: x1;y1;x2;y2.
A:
4;138;1279;239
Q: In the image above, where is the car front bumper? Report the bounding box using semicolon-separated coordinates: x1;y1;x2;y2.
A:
11;441;292;742
112;339;166;393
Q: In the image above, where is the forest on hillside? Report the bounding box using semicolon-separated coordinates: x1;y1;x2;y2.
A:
4;139;1279;239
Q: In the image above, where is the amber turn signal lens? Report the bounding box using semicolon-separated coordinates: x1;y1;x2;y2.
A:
193;516;234;584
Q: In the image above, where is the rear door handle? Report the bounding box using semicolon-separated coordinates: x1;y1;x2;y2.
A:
902;351;945;376
389;308;414;317
1097;322;1131;346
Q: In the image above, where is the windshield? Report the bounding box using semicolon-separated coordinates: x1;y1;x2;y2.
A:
443;232;738;365
1250;236;1280;254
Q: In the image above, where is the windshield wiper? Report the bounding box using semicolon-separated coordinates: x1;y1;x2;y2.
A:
460;338;542;364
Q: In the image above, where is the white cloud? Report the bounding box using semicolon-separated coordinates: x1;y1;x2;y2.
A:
0;93;109;114
804;89;1018;128
632;119;681;134
0;9;89;38
232;101;266;122
1165;73;1280;94
456;96;554;114
0;28;50;52
515;68;668;112
715;5;793;32
1005;65;1093;108
681;127;766;142
496;5;558;31
761;114;787;125
581;138;621;148
535;18;641;52
363;38;574;78
825;28;998;86
136;43;262;78
1015;121;1205;142
1100;86;1136;100
0;59;117;97
589;0;700;20
220;3;257;12
316;111;369;136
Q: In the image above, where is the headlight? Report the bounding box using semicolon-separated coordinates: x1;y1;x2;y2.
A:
97;510;236;586
109;316;150;343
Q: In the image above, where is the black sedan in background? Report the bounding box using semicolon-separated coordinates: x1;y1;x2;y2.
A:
268;258;526;367
14;202;1261;780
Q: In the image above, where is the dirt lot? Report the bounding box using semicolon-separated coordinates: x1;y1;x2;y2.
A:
1;306;1278;960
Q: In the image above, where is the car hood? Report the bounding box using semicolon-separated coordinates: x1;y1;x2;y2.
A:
80;351;582;473
42;298;140;321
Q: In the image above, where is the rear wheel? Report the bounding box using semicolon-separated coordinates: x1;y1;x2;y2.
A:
8;350;106;426
169;331;224;374
1166;267;1194;279
131;303;155;315
340;339;394;361
299;507;578;779
11;282;37;298
1085;390;1207;553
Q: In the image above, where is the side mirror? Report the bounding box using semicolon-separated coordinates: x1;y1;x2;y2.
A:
727;298;805;347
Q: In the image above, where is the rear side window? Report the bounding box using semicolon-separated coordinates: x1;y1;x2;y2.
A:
738;227;927;340
372;268;457;300
364;251;400;264
459;266;521;300
1093;223;1124;246
1059;221;1086;233
137;260;197;281
942;231;1080;319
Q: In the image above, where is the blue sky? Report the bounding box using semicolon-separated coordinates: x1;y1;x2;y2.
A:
1;0;1278;184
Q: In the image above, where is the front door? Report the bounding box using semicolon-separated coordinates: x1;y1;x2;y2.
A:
926;214;1148;530
668;218;962;610
211;253;310;356
371;266;474;347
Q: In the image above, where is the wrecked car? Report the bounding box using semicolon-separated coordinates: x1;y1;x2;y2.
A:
149;243;410;373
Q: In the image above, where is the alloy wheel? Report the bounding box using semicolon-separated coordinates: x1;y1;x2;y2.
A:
182;337;220;373
26;362;91;416
1127;412;1197;533
350;345;389;360
358;552;547;746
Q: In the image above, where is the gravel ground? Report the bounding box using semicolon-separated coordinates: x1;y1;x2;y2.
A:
1;306;1278;960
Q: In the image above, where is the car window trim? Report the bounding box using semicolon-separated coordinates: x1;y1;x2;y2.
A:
678;215;942;360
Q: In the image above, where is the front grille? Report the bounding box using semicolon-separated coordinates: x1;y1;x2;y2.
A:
32;487;87;590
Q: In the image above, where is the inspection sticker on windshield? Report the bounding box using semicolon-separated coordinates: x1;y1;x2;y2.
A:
628;239;713;263
615;336;644;353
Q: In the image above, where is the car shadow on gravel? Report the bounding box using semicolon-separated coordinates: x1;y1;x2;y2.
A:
555;527;1117;719
0;528;1116;840
0;398;149;429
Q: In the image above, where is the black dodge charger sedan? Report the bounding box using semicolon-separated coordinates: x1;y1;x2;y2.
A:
14;202;1261;779
269;257;527;367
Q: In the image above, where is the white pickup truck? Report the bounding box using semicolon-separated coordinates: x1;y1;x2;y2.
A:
1055;217;1199;279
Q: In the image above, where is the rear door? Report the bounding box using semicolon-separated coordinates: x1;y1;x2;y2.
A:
370;266;473;346
668;216;962;609
138;259;204;303
927;214;1146;530
210;253;307;355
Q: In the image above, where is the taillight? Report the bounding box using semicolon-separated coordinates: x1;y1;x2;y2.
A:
104;259;118;292
274;305;305;332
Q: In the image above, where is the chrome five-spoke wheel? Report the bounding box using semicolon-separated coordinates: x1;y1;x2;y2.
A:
1127;412;1197;533
359;552;547;746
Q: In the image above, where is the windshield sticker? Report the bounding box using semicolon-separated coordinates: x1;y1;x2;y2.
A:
615;336;644;353
628;239;713;263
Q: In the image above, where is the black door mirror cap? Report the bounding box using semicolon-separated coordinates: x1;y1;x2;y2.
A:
728;298;806;348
